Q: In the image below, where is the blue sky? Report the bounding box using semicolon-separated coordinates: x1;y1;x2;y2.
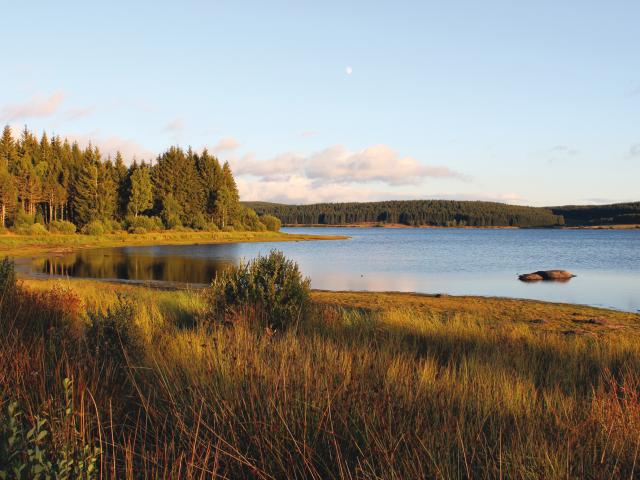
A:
1;0;638;205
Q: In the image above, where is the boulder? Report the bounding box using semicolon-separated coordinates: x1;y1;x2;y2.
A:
518;270;575;282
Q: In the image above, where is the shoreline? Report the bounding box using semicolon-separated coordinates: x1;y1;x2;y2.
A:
283;223;640;230
20;276;640;317
0;230;349;257
17;275;639;315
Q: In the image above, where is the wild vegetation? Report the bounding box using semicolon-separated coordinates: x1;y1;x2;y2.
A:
0;125;277;234
2;255;640;478
245;200;565;227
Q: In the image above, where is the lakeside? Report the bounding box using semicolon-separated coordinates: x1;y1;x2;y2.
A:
283;222;640;229
0;230;348;257
3;274;639;477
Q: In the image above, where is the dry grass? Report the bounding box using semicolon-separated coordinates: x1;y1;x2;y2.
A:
2;278;640;478
0;230;347;257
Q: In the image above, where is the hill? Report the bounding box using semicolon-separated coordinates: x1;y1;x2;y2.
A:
549;202;640;226
244;200;565;227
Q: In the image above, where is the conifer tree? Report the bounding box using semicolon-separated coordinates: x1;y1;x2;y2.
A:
0;168;16;228
127;164;153;217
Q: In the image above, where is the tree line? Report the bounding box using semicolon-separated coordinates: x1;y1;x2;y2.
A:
0;125;278;233
245;200;566;227
549;202;640;226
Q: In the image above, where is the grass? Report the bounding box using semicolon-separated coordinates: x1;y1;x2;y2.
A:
0;229;347;257
2;276;640;478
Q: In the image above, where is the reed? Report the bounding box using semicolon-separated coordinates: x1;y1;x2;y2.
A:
2;275;640;478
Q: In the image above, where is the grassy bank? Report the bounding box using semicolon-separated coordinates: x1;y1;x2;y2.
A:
2;275;640;478
0;230;347;257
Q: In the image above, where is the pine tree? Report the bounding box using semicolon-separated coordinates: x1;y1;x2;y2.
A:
196;149;223;219
127;164;153;217
0;126;16;170
73;160;99;226
113;151;129;219
0;167;17;228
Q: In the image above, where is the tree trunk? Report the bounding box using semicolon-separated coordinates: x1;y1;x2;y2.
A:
1;204;5;228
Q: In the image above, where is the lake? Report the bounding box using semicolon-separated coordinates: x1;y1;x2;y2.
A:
15;227;640;312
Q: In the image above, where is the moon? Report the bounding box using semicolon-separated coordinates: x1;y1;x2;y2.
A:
345;66;353;75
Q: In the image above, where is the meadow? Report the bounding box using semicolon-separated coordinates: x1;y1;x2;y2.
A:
2;265;640;479
0;229;344;257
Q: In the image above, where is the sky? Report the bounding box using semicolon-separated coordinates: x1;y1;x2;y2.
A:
0;0;638;206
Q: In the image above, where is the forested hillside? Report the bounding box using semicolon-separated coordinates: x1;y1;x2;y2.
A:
0;126;273;234
549;202;640;226
245;200;565;227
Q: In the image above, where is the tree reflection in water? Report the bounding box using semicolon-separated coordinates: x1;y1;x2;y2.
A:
35;247;237;285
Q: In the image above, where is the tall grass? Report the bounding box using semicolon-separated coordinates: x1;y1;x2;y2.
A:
2;273;640;478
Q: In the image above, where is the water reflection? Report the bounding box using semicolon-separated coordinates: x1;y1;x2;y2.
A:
15;227;640;312
33;247;237;285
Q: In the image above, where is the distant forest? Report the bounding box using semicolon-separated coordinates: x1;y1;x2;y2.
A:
245;200;566;227
549;203;640;226
0;126;275;233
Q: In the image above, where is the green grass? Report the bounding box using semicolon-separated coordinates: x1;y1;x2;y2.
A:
0;229;347;257
3;277;640;478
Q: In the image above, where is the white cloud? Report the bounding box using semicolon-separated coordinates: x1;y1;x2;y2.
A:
237;174;522;205
237;175;388;204
63;106;96;121
1;91;65;121
210;137;240;153
231;144;467;186
163;117;184;133
63;131;155;163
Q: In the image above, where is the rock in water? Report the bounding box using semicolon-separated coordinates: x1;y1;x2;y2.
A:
518;270;575;282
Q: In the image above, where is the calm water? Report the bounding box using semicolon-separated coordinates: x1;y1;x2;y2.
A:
16;228;640;312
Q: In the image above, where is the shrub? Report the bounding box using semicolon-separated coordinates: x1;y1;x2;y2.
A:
12;209;34;229
205;250;311;331
34;211;46;225
124;215;164;233
47;220;77;234
260;214;281;232
236;206;266;231
0;379;101;479
132;227;147;235
81;220;105;236
85;297;142;365
191;212;207;230
14;223;49;235
103;219;123;233
0;257;17;301
169;225;191;232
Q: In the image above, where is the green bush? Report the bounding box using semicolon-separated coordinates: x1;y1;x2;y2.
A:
34;211;46;225
191;212;207;230
12;209;34;229
85;297;142;366
260;214;281;232
236;206;266;231
47;220;77;234
0;379;101;479
103;219;123;233
14;223;49;236
205;250;311;331
0;257;17;299
124;215;164;233
81;221;105;236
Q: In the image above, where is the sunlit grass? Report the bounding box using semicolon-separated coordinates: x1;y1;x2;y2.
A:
3;278;640;478
0;229;347;257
